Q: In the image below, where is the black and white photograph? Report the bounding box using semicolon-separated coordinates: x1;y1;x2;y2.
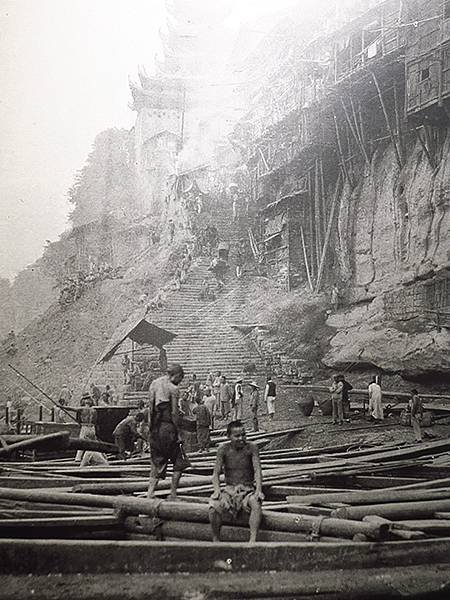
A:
1;0;450;597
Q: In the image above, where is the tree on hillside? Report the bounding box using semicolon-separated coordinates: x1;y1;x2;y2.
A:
68;128;138;228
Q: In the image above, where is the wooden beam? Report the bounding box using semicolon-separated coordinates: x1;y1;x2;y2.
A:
370;71;402;169
307;170;316;278
315;173;343;293
333;114;351;184
341;97;370;166
300;225;314;291
258;147;270;173
314;158;322;269
415;127;435;169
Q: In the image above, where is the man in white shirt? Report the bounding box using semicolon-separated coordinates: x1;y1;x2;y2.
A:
368;377;383;421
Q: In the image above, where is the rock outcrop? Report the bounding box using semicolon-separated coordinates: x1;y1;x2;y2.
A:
327;134;450;377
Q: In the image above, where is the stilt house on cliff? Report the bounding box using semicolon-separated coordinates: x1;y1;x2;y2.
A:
234;0;450;322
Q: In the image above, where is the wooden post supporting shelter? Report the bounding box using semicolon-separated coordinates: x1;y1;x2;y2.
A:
300;225;314;291
414;127;435;169
370;70;403;169
315;173;343;293
314;157;323;269
333;114;351;185
307;170;316;278
341;97;370;166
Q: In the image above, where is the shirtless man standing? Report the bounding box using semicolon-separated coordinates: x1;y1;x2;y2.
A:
209;420;264;543
147;364;191;499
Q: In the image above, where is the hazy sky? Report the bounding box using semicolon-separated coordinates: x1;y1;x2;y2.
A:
0;0;298;281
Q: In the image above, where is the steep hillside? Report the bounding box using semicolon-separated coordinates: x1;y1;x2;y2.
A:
0;242;176;407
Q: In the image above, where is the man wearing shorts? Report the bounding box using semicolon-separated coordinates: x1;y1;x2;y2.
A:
147;364;191;499
209;420;263;543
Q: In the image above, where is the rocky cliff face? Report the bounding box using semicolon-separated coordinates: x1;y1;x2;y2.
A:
326;132;450;378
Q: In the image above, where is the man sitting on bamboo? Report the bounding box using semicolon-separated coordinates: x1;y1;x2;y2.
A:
209;420;264;543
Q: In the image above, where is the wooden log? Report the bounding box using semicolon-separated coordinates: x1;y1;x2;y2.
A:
0;477;85;489
0;509;111;519
390;477;450;491
0;488;389;540
362;515;426;540
390;528;427;540
348;475;425;489
334;499;450;521
286;488;450;507
261;509;389;540
65;438;117;453
123;516;343;543
72;475;211;495
285;505;333;516
0;435;115;451
265;485;347;498
0;515;118;528
0;432;70;457
392;520;450;534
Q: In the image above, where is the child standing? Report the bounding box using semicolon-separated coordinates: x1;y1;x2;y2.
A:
193;396;212;453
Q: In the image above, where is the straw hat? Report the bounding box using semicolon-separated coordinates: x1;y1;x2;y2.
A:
248;381;259;389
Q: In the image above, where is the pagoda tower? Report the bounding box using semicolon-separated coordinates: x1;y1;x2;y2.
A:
130;0;232;210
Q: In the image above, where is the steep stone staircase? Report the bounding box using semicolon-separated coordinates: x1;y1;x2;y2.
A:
160;257;263;380
91;202;266;396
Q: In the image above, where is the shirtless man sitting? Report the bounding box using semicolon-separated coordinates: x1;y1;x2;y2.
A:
209;420;264;543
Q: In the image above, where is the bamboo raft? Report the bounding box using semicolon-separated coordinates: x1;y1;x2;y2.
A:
1;428;450;598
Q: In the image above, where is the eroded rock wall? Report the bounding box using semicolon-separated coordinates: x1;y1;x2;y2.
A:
326;132;450;377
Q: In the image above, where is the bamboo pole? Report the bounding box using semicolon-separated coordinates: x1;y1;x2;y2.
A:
124;517;342;543
393;83;404;164
300;225;314;291
0;487;390;540
319;155;327;242
315;173;342;293
8;364;78;424
307;171;316;278
333;114;351;185
415;127;435;169
341;98;370;166
0;432;70;458
333;499;450;521
314;158;322;265
370;71;402;168
287;488;450;508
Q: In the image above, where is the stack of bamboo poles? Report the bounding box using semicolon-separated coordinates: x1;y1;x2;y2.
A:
1;430;450;544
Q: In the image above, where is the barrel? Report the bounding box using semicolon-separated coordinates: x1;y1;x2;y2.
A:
298;395;315;417
318;397;332;417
